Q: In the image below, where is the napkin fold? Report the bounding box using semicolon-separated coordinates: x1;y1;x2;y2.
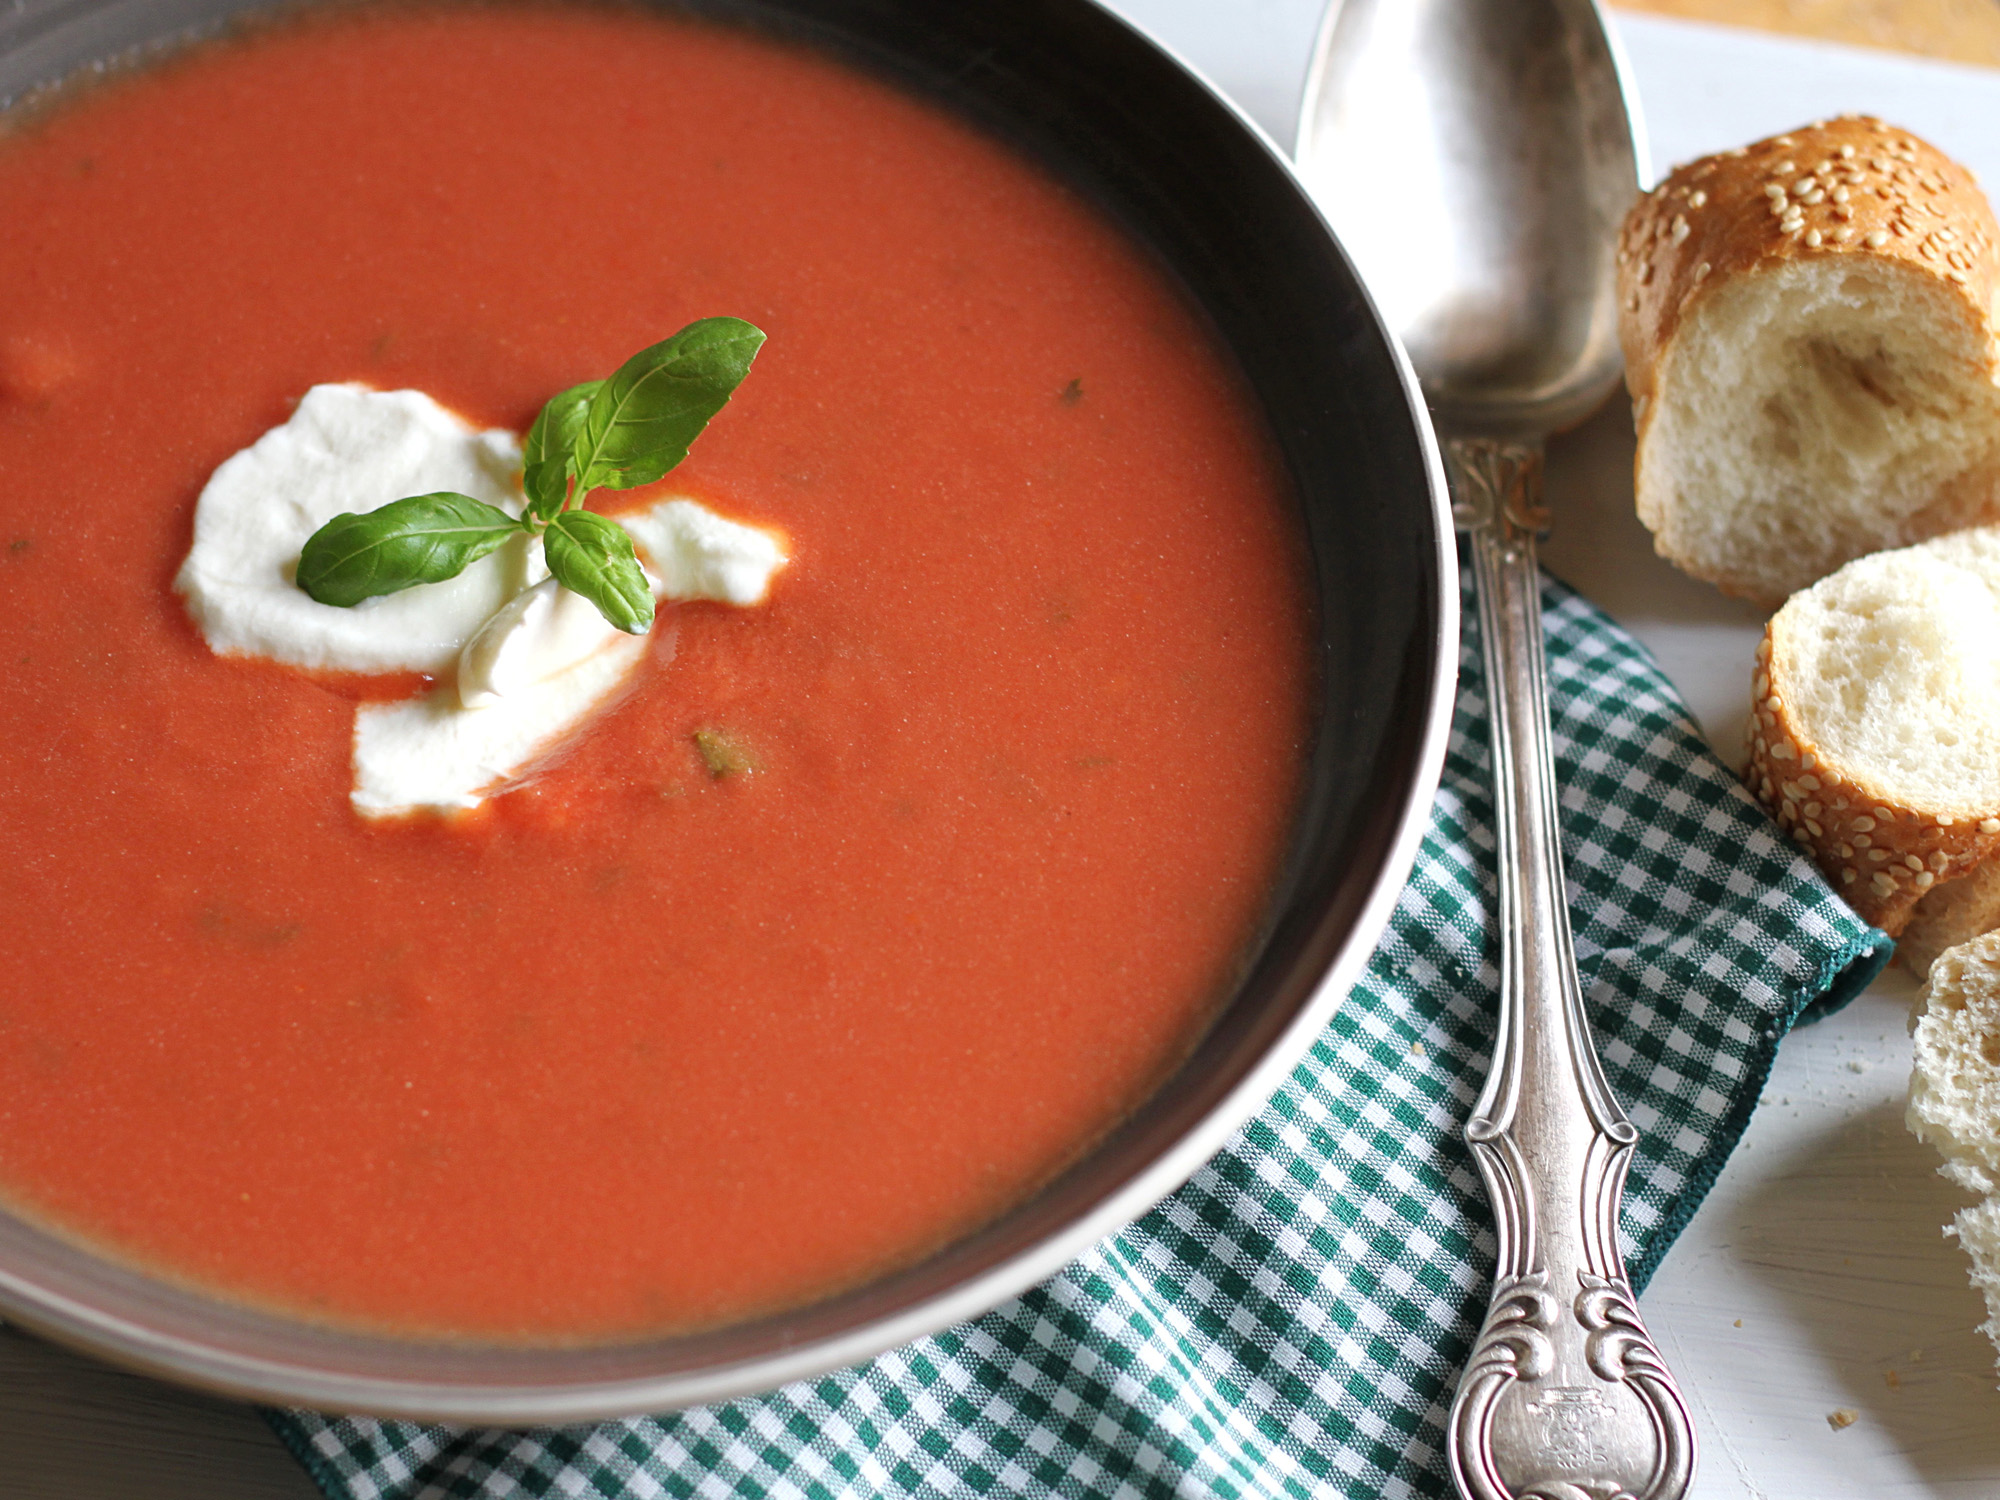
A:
269;565;1888;1500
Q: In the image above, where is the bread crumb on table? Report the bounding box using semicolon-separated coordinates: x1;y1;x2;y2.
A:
1827;1407;1860;1430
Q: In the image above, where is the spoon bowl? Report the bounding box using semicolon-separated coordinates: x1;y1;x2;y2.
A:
1299;0;1644;435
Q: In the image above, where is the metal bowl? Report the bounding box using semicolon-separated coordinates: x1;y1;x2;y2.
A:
0;0;1454;1421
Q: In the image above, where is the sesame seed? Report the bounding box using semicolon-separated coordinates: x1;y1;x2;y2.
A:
1874;807;1893;820
1671;217;1690;245
1800;776;1820;791
1792;177;1816;195
1755;639;1771;662
1689;189;1708;208
1764;182;1787;199
1805;229;1823;247
1906;854;1925;871
1865;230;1889;248
1803;189;1826;205
1932;851;1951;870
1775;159;1796;173
1832;206;1854;222
1754;672;1769;695
1834;226;1854;242
1800;753;1817;770
1805;820;1823;837
1832;185;1850;203
1769;199;1789;218
1839;144;1856;159
1772;742;1796;759
1950;269;1969;283
1804;802;1822;818
1982;818;2000;834
1853;834;1872;849
1842;868;1857;883
1869;849;1889;862
1693;261;1710;280
1766;695;1783;712
1854;817;1875;832
1872;872;1895;892
1794;828;1813;845
1916;871;1936;888
1760;778;1774;799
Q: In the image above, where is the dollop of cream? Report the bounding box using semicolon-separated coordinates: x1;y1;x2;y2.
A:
456;576;626;710
353;633;652;816
177;383;789;817
622;499;788;606
175;384;536;675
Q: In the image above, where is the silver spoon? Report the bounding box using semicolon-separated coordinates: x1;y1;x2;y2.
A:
1296;3;1696;1498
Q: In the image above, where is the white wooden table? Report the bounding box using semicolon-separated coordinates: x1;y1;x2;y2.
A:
7;5;2000;1495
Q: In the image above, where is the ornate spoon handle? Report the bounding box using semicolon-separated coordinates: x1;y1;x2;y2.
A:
1443;437;1696;1500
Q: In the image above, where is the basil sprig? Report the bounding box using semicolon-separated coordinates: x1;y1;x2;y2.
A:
296;317;766;633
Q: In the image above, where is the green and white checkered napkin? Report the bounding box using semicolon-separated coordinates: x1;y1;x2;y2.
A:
269;566;1889;1500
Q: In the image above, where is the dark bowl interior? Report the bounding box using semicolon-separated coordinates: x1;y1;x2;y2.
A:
0;0;1452;1419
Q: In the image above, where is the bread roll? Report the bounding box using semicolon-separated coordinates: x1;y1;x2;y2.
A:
1908;930;2000;1367
1744;527;2000;935
1901;860;2000;977
1619;117;2000;604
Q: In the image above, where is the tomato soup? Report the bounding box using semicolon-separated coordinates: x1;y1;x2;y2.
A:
0;3;1314;1339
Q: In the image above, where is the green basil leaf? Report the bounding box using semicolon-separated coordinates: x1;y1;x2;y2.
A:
572;317;765;494
544;509;655;634
521;380;602;523
296;493;522;607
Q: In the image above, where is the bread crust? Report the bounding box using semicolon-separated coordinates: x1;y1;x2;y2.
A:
1618;117;2000;602
1744;621;2000;934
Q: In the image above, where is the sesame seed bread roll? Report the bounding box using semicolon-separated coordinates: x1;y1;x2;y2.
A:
1619;117;2000;605
1744;527;2000;935
1908;929;2000;1369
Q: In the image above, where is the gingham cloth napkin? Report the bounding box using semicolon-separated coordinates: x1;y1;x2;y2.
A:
268;565;1889;1500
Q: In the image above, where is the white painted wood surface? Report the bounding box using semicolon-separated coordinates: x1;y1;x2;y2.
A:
5;5;1999;1495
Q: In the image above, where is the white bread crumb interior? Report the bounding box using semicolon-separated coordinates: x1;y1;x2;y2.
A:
1909;931;2000;1367
1644;260;2000;601
1746;526;2000;933
1779;526;2000;813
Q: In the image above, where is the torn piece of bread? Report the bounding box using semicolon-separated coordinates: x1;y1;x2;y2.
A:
1619;117;2000;605
1744;526;2000;934
1909;931;2000;1367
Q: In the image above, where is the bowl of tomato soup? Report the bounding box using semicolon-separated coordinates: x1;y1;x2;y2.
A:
0;0;1454;1418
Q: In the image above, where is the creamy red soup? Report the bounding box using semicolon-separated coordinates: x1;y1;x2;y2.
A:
0;3;1314;1339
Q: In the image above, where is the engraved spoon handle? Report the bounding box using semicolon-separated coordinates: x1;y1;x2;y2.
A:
1443;436;1696;1500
